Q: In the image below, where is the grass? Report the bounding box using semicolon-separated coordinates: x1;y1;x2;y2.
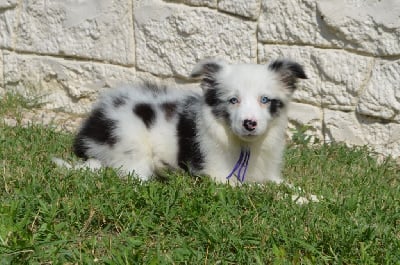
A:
0;95;399;264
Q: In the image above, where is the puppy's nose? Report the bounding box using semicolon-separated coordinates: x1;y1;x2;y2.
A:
243;119;257;131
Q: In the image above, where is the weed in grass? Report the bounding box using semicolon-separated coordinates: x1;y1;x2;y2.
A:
0;112;399;263
1;92;45;119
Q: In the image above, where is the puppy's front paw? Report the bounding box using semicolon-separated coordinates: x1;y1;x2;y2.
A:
291;194;321;205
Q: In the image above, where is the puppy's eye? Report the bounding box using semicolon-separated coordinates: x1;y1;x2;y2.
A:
260;96;270;104
229;97;239;104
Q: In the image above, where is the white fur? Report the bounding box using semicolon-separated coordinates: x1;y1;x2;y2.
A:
57;59;309;187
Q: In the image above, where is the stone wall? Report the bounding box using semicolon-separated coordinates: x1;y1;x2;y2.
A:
1;0;399;159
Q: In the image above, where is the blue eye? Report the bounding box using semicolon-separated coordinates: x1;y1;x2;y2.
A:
229;97;239;104
260;96;270;104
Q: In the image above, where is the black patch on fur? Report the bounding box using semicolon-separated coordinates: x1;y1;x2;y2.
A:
143;81;167;96
268;60;284;72
203;62;221;75
73;137;89;159
204;89;220;106
202;77;219;89
268;60;307;90
191;62;222;90
204;89;230;121
73;108;118;159
191;62;221;78
177;97;204;172
161;102;177;120
113;96;127;107
270;99;285;116
133;103;156;129
194;61;228;120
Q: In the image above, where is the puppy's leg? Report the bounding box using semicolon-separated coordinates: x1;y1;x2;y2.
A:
78;158;103;170
117;158;154;182
107;140;155;182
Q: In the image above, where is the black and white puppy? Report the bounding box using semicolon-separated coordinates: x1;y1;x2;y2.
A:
64;58;307;185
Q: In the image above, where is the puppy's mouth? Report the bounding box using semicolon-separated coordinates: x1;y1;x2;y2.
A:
231;126;264;142
237;132;260;142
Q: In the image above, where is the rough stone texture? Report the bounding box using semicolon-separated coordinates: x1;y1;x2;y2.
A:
313;49;374;110
218;0;261;19
164;0;217;8
0;5;17;49
317;0;400;56
0;0;17;8
134;2;257;77
0;50;3;94
287;102;323;141
16;0;134;65
258;0;322;46
259;45;374;110
259;0;400;57
324;109;365;146
357;59;400;122
324;109;400;158
3;52;137;114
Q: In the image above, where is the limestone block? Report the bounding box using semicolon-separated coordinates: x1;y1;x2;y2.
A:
0;0;17;8
0;6;17;48
218;0;261;19
357;59;400;122
359;116;400;158
259;44;374;110
16;0;134;65
287;102;323;141
324;109;366;146
259;0;400;56
317;0;400;56
258;0;320;45
3;52;136;114
324;109;400;158
288;102;322;129
313;49;373;110
134;3;257;77
164;0;217;8
0;50;3;94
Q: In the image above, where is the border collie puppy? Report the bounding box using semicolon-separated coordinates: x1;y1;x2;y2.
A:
69;58;307;185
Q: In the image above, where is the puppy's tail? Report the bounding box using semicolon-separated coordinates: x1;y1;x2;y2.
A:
51;157;73;169
51;157;102;171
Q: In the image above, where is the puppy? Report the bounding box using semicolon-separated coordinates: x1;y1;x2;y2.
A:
69;58;307;185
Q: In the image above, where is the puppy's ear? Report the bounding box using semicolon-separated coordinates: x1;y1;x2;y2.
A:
190;58;226;90
268;59;307;91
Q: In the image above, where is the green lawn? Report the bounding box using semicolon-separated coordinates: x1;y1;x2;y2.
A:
0;109;399;264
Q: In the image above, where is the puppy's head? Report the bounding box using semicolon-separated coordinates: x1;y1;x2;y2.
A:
191;58;307;142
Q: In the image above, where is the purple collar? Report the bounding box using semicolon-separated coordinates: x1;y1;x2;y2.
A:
226;148;250;183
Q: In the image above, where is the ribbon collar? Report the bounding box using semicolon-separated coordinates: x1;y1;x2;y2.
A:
226;148;251;183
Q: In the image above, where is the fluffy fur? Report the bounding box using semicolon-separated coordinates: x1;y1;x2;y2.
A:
70;58;307;185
